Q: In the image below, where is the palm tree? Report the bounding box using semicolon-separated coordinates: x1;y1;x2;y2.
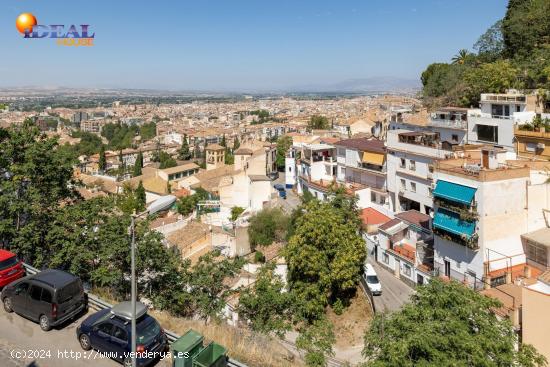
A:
451;49;470;65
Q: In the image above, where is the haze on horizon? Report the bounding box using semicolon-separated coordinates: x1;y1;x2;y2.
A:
1;0;507;92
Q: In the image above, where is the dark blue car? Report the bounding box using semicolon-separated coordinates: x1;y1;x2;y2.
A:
76;301;167;367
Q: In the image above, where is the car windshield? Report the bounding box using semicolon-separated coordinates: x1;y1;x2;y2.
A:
137;318;160;345
0;256;18;271
366;275;379;284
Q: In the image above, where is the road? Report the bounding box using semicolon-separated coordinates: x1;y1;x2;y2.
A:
367;259;415;313
272;172;301;213
0;307;169;367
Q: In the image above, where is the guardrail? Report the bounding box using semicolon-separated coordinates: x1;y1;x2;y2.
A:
22;263;246;367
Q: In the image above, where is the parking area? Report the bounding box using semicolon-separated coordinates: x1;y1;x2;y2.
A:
272;172;301;213
0;307;169;367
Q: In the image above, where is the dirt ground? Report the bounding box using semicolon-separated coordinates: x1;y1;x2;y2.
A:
326;288;373;349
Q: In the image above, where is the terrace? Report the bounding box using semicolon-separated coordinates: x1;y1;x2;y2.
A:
435;158;530;182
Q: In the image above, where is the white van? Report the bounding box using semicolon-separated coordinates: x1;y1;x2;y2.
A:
363;264;382;295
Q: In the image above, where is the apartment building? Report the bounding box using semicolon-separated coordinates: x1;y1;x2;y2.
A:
386;129;452;215
432;147;549;289
428;107;469;145
467;91;536;151
334;138;388;210
514;127;550;160
376;210;434;287
296;143;338;201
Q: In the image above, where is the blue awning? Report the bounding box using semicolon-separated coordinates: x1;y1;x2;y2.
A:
433;180;476;205
433;208;476;237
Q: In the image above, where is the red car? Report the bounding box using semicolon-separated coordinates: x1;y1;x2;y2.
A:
0;250;25;288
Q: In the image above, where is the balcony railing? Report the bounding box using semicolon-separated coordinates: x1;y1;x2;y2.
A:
433;227;479;251
481;94;526;103
429;118;467;129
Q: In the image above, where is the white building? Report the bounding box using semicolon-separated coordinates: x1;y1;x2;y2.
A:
467;91;536;151
296;143;338;201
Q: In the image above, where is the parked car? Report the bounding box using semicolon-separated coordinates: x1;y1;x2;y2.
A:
274;183;287;199
77;301;167;367
1;269;88;331
0;249;25;289
364;264;382;295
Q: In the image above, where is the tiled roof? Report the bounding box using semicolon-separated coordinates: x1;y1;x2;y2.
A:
205;144;225;151
361;208;391;226
378;218;403;231
396;210;431;230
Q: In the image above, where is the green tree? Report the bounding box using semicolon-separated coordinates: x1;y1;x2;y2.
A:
248;208;290;251
451;49;472;65
463;60;519;107
187;250;245;324
276;135;292;169
284;197;366;320
296;317;335;367
98;145;106;172
133;151;143;177
233;136;240;150
474;20;505;62
502;0;550;58
135;181;146;211
139;121;157;141
177;134;192;160
362;278;547;367
0;121;76;263
220;134;226;147
238;263;293;337
230;206;245;222
308;115;330;130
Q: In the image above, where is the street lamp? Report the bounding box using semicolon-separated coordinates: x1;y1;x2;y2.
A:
129;194;176;367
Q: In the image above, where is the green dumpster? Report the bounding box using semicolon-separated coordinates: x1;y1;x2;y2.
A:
171;329;204;367
193;342;228;367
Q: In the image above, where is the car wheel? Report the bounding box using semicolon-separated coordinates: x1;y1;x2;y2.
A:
39;315;51;331
3;297;13;313
79;333;92;350
123;357;132;367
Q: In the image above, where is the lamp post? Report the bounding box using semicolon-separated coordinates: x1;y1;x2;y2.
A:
129;195;176;367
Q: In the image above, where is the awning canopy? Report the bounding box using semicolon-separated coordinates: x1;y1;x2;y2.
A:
433;208;476;237
362;151;385;166
433;180;476;205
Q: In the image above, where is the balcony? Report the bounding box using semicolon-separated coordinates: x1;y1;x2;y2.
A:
481;94;526;103
428;118;467;130
433;207;478;250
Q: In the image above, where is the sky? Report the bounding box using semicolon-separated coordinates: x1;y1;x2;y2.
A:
0;0;508;91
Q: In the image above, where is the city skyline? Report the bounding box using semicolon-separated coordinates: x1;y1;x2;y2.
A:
1;0;507;91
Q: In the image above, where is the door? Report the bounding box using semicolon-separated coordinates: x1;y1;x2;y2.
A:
110;325;129;362
444;260;451;278
482;150;489;168
394;259;400;278
91;322;115;353
417;274;424;285
11;281;30;315
28;284;46;321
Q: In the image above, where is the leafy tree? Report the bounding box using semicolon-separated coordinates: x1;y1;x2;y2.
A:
238;263;293;337
248;208;290;251
230;206;245;222
362;278;547;367
462;60;519;107
157;151;177;169
133;151;143;177
284;196;366;320
502;0;550;58
139;121;157;141
135;181;146;211
276;135;292;169
474;20;505;62
117;183;145;215
296;317;335;367
0;121;76;263
177;134;192;160
187;250;245;324
220;134;226;147
308;115;330;130
98;145;106;172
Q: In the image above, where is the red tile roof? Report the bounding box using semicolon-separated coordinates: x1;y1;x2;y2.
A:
395;210;431;230
361;207;391;226
378;218;402;231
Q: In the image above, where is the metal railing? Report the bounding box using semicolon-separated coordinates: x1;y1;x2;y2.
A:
22;263;247;367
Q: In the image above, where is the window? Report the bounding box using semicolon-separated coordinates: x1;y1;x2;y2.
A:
41;289;52;303
112;326;128;342
526;142;537;152
400;158;406;168
371;192;377;202
288;166;292;172
404;264;412;276
400;179;406;190
29;285;43;301
516;105;521;112
452;134;458;142
526;241;548;267
15;282;29;295
491;104;510;117
477;125;498;143
97;323;114;335
0;255;18;271
410;182;416;193
383;253;389;264
409;160;416;171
